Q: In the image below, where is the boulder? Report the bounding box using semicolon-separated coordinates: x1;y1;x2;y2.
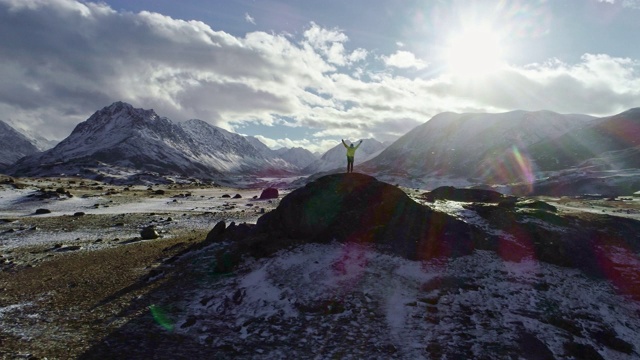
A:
259;187;279;200
255;173;479;261
233;194;242;199
515;200;557;212
211;173;640;292
140;225;160;240
423;186;509;203
35;208;51;215
204;221;226;243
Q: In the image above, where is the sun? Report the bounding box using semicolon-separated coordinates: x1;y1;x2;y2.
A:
444;25;506;77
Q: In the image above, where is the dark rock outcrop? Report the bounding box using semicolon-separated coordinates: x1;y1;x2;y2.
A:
205;221;226;243
214;174;481;270
206;174;640;299
140;225;159;240
259;187;279;199
422;186;511;203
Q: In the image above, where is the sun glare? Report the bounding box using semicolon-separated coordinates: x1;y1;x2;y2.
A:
444;26;506;77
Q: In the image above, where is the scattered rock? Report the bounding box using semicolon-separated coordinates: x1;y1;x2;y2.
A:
73;212;86;217
221;194;231;198
259;187;279;199
140;225;160;240
233;194;242;199
154;189;166;195
35;208;51;215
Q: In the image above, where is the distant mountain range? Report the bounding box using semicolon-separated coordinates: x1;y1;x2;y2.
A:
359;108;640;195
3;101;640;194
6;102;319;185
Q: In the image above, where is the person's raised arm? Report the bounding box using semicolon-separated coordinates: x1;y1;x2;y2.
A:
342;139;348;148
355;139;363;149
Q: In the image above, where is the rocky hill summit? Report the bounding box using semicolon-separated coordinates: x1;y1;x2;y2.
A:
77;173;640;359
213;174;640;283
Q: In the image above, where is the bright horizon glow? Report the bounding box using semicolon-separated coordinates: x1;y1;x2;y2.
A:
444;25;507;77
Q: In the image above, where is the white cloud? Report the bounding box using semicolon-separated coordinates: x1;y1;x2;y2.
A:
244;12;255;25
382;51;428;70
597;0;640;8
302;22;366;67
0;0;639;150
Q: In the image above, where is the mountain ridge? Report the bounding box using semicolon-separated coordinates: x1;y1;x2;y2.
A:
0;120;42;170
7;102;300;184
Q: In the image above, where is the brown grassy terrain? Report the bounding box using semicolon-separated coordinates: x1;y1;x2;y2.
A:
0;229;210;359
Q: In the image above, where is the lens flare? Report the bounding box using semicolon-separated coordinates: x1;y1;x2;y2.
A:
480;146;536;194
149;304;174;331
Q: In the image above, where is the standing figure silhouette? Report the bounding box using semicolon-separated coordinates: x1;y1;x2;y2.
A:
341;139;362;173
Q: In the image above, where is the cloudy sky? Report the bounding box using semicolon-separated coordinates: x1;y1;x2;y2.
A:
1;0;639;153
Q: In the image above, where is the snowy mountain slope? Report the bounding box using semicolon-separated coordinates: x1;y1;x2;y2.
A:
303;138;387;174
529;107;640;171
244;136;318;170
179;119;297;174
358;110;595;188
0;120;41;170
244;136;276;157
274;147;318;169
12;126;58;151
7;102;297;183
9;102;211;179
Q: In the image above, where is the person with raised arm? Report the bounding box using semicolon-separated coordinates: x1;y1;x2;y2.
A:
341;139;363;173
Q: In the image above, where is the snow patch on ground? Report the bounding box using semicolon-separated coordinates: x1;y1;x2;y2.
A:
171;244;640;358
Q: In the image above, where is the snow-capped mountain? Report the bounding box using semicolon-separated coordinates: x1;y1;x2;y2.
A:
302;138;387;174
0;120;41;170
12;126;58;152
274;147;318;169
243;137;318;170
179;119;297;175
244;136;276;157
7;102;297;184
359;110;596;188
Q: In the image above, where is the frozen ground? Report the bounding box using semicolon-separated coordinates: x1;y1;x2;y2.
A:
0;180;285;250
166;243;640;358
1;176;640;358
